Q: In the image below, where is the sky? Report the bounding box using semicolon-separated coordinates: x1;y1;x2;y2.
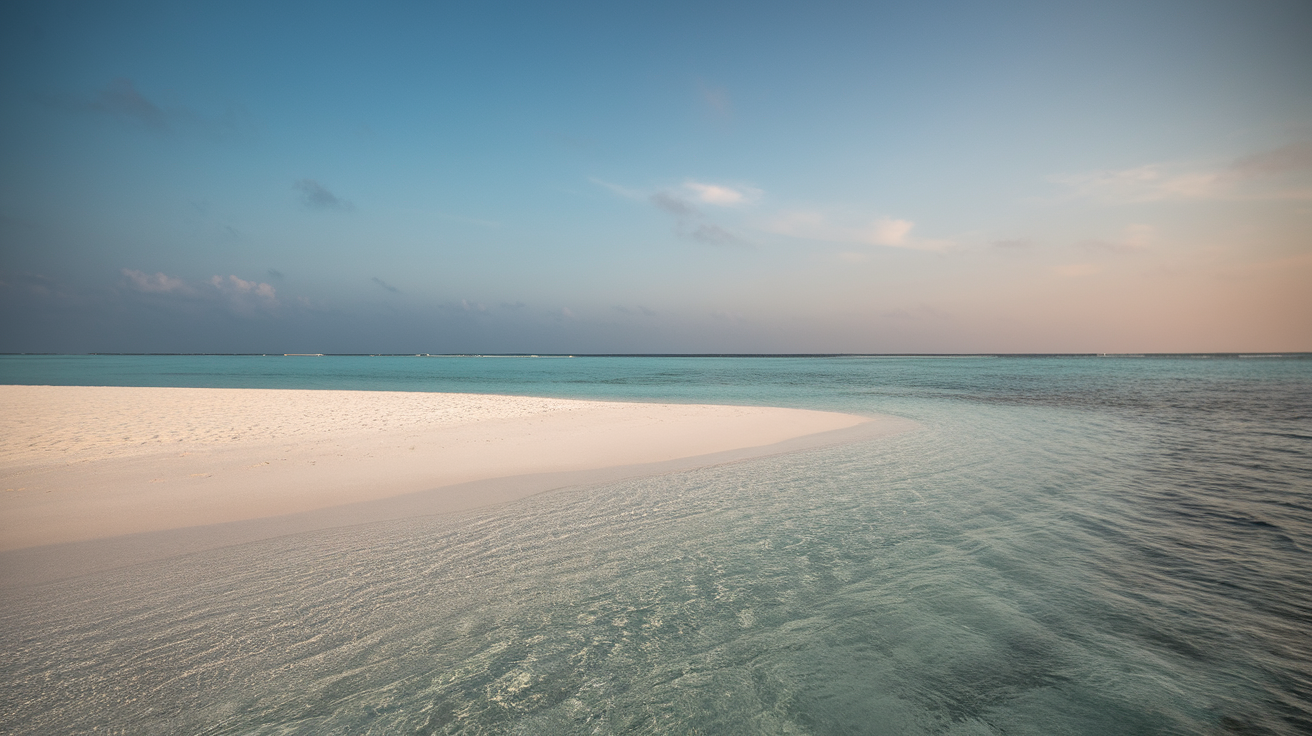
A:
1;0;1309;354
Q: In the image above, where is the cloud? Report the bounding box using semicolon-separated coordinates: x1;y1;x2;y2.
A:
41;78;252;140
613;304;656;316
294;179;353;210
1231;142;1312;177
1052;142;1312;203
690;223;747;246
683;181;758;206
1079;223;1155;253
650;191;699;217
648;190;749;246
1051;165;1221;202
121;269;192;294
209;275;278;315
210;274;276;299
120;269;278;317
2;271;64;298
91;79;168;130
597;175;951;253
372;277;400;294
434;299;491;317
596;178;761;207
589;177;645;201
768;211;941;251
867;217;914;247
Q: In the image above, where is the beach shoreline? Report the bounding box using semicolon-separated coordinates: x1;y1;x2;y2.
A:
0;385;912;586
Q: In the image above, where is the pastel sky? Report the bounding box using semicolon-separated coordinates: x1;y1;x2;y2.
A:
2;0;1309;353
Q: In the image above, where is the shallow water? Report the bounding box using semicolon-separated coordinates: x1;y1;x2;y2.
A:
1;355;1309;734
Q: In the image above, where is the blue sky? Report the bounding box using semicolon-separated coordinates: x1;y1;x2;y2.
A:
2;0;1309;353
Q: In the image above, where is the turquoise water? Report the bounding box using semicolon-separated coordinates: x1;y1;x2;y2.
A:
1;355;1310;735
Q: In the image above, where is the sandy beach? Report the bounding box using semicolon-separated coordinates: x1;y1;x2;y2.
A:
1;386;877;557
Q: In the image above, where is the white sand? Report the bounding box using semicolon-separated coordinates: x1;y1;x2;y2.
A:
1;386;872;551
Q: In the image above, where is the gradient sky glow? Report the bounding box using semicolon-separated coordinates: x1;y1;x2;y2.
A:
2;0;1309;353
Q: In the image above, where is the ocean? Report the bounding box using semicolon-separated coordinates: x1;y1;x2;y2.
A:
1;354;1309;735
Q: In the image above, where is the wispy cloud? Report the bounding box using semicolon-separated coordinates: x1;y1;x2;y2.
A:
1079;223;1156;253
1052;142;1312;203
689;223;746;246
650;191;700;218
1232;142;1312;177
597;177;945;252
121;269;192;294
768;211;941;251
1051;165;1222;202
294;179;353;211
683;181;758;206
372;277;400;294
613;304;656;316
645;187;751;246
597;178;759;209
589;177;645;200
41;78;252;139
868;217;915;247
601;177;758;214
209;275;278;315
432;299;493;318
2;271;67;299
92;78;168;130
121;269;278;316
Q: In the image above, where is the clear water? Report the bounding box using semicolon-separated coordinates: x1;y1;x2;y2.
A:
1;355;1309;735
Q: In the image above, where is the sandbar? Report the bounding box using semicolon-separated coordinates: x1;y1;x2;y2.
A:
1;386;899;574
